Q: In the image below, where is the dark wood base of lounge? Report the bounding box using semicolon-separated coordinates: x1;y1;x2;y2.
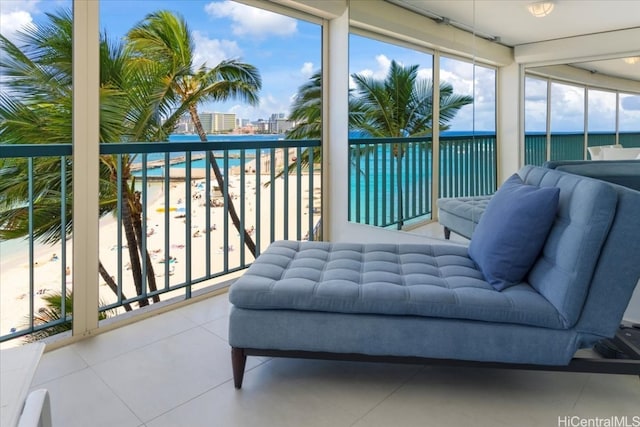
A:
231;347;640;389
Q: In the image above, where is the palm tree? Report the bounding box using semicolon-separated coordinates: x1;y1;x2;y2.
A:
287;62;472;162
287;61;472;227
0;9;176;311
284;70;365;175
351;60;473;226
126;11;262;257
351;60;473;137
22;291;111;342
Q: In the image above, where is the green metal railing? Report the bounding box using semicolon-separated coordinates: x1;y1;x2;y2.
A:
348;134;497;229
439;134;497;198
0;139;321;343
525;131;640;165
0;144;73;342
348;137;432;228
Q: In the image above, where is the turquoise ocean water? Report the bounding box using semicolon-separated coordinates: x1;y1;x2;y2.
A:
137;133;285;176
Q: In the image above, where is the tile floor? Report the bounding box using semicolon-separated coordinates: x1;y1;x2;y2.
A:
30;291;640;427
27;225;640;426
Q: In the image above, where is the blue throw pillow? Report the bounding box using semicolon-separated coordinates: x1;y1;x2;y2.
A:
468;174;560;291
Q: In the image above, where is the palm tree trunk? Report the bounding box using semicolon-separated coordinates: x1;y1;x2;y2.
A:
98;261;133;311
120;177;147;307
131;191;161;303
188;106;257;257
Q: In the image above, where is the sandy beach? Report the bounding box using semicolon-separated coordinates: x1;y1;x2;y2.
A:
0;154;321;347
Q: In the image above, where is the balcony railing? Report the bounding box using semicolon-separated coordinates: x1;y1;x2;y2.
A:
438;133;497;198
0;139;321;344
348;137;432;228
348;134;497;229
524;131;640;165
350;130;640;230
3;130;637;344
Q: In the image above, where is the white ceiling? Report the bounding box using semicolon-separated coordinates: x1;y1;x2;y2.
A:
387;0;640;81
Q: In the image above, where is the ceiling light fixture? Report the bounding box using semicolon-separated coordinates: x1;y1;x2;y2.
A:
527;1;555;18
623;56;640;65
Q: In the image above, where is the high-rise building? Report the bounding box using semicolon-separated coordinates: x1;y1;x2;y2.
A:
268;113;294;133
212;113;237;133
199;113;214;134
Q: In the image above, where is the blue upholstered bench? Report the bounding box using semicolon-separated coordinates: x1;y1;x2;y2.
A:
437;195;490;239
228;166;640;388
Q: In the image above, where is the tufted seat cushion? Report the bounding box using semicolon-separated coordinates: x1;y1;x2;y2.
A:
229;240;565;329
437;196;491;239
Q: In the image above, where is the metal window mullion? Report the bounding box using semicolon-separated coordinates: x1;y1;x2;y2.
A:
185;152;192;299
205;150;212;277
296;147;302;240
28;158;35;331
390;143;395;225
117;156;123;303
381;145;387;225
223;151;229;272
283;148;289;240
308;153;314;239
364;145;370;224
60;156;68;318
255;148;261;256
141;153;148;300
164;152;170;290
409;143;415;218
373;144;379;226
270;148;276;243
240;150;246;266
354;145;361;223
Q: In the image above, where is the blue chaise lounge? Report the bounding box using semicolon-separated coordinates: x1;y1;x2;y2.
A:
228;165;640;388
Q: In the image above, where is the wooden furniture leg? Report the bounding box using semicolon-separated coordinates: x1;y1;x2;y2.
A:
231;347;247;389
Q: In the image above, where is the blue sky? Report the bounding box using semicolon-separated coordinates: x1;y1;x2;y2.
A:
2;0;322;123
2;0;637;132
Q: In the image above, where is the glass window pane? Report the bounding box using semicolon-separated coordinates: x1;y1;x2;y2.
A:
588;89;616;132
440;57;496;133
524;76;548;165
0;0;73;343
525;76;548;132
348;34;435;227
550;82;585;132
619;93;640;132
587;89;616;147
550;82;584;160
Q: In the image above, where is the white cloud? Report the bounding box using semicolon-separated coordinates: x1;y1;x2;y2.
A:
440;69;473;96
204;1;296;39
372;54;392;79
416;68;433;81
548;83;586;131
0;0;40;41
350;54;393;89
300;62;314;78
192;31;243;68
0;11;34;40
